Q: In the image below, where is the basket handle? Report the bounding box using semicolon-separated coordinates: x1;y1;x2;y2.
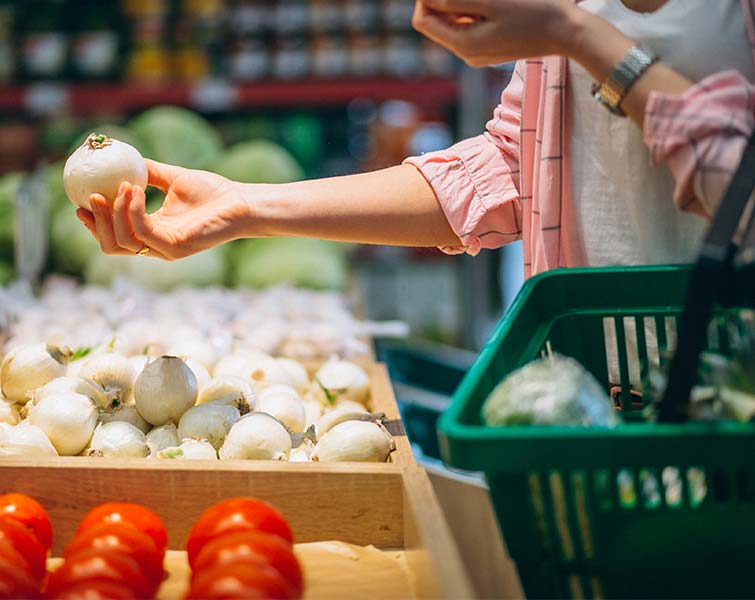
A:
659;131;755;422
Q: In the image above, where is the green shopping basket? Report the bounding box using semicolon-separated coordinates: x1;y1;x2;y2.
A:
438;136;755;598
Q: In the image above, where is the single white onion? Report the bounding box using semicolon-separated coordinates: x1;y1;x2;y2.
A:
314;360;370;405
177;401;240;450
27;392;98;456
311;420;394;463
0;344;70;404
87;421;148;458
0;422;58;457
63;133;148;211
146;422;180;456
158;439;218;460
77;353;137;407
134;356;197;426
98;404;151;434
219;413;291;461
257;385;306;432
197;376;256;412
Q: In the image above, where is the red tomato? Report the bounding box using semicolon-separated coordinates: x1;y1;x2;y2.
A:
63;523;163;589
0;494;53;551
47;580;137;600
186;498;293;569
0;557;40;599
192;530;303;597
0;518;46;581
44;548;152;599
75;504;167;558
0;537;36;578
187;562;295;600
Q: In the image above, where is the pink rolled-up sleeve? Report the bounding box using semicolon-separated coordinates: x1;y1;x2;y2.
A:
403;62;525;255
644;69;755;218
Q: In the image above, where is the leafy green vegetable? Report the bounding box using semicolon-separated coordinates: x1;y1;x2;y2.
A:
128;106;223;169
230;238;347;291
50;206;101;275
211;140;304;184
482;354;618;427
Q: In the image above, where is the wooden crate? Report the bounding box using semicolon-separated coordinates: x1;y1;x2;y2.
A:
1;462;472;599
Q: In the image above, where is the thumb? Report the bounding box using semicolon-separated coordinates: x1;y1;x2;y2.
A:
145;159;185;193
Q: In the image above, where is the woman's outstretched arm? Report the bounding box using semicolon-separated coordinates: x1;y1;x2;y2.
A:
77;161;461;260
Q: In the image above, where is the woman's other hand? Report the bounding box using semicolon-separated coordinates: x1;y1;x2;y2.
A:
76;159;250;260
412;0;581;67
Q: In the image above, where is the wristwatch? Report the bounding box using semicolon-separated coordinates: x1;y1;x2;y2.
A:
592;45;659;116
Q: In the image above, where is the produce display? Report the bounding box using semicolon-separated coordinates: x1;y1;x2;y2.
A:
0;494;303;600
0;341;395;463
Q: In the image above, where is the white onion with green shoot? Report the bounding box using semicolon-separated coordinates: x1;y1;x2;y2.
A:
63;133;147;211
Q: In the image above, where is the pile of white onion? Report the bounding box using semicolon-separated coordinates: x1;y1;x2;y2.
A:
0;342;393;463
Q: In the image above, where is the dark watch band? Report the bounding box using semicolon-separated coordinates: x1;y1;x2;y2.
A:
591;45;659;116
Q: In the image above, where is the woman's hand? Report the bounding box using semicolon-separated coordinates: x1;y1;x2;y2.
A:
77;160;250;260
412;0;581;67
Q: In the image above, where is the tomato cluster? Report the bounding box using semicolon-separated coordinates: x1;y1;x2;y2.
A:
0;494;303;600
0;493;52;599
46;502;167;600
186;498;303;600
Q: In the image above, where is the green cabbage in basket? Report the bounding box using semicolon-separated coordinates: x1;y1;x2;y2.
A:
482;354;619;427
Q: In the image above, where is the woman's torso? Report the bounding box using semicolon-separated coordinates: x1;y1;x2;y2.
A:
568;0;755;267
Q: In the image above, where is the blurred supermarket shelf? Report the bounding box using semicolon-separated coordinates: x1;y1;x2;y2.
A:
0;77;459;116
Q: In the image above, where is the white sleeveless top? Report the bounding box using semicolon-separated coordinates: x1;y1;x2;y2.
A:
569;0;755;267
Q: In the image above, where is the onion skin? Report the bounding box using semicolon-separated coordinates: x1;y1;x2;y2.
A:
63;133;148;210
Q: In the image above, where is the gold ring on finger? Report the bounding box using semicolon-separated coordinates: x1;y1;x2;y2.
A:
137;245;150;256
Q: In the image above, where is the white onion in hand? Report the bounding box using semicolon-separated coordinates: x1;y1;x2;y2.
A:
63;133;148;211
